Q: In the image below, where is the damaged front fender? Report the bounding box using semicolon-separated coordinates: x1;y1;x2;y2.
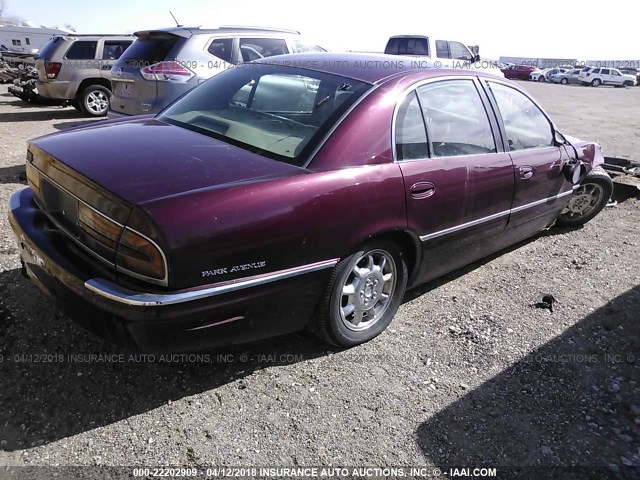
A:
562;135;605;184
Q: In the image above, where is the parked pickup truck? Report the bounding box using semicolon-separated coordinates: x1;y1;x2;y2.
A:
384;35;503;77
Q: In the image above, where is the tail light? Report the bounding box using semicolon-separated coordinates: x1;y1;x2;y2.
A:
78;203;121;250
79;203;167;284
44;62;62;79
140;61;194;83
116;228;166;282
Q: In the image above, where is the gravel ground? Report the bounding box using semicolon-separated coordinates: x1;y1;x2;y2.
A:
0;81;639;478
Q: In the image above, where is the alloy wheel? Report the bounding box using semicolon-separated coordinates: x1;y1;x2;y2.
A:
561;183;605;219
86;90;109;115
339;249;397;332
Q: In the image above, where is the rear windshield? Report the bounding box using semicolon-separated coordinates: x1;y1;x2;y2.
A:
118;33;180;66
159;63;371;166
36;36;64;59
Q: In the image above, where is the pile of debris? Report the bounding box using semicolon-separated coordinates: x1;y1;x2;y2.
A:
1;56;67;105
7;64;41;102
0;56;23;84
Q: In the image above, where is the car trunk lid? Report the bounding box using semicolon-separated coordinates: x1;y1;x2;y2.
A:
30;117;306;206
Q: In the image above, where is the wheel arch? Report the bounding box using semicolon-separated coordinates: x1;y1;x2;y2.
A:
352;229;423;287
76;78;112;98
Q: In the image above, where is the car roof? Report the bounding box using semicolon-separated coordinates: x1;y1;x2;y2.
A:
254;52;494;84
56;34;134;38
134;26;302;38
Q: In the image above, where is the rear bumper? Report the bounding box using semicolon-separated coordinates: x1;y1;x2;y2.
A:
8;188;331;352
107;109;131;119
36;80;76;100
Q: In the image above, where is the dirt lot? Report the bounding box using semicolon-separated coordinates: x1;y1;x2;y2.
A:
0;81;638;478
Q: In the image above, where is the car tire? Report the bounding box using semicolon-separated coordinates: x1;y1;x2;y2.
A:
556;166;613;227
561;78;569;85
591;78;602;87
537;76;545;82
312;241;408;347
79;85;110;117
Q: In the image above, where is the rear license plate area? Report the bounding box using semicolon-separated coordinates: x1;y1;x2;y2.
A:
40;179;79;233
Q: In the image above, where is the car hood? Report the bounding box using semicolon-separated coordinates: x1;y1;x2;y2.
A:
31;117;305;205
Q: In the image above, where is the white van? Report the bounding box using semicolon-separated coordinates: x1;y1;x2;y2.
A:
384;35;503;77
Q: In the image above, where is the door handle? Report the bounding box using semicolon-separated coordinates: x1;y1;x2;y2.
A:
519;166;534;179
410;182;435;199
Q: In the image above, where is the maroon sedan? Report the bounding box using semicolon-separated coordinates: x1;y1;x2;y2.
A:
9;53;612;351
501;64;537;80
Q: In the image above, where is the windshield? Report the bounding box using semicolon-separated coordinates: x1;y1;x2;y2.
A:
159;63;371;166
36;36;64;59
119;33;181;66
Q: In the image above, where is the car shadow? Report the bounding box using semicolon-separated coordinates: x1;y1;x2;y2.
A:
0;96;66;108
0;108;86;123
415;285;640;472
403;235;539;304
0;165;26;185
0;268;330;452
611;183;640;204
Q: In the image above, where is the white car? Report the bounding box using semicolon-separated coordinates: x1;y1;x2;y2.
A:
530;68;567;82
578;67;637;87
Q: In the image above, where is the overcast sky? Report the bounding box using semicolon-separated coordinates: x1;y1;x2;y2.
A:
4;0;638;61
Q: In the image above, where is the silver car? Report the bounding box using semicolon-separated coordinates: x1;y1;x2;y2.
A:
108;26;325;117
550;68;582;85
35;34;134;116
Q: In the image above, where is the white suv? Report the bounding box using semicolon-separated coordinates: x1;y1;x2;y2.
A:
578;66;637;87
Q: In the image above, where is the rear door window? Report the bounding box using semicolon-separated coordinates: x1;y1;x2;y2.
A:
102;41;132;60
239;38;288;62
65;41;97;59
395;91;428;161
417;80;496;157
207;38;233;63
435;40;449;58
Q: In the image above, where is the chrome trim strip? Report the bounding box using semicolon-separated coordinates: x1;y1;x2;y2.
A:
510;189;573;214
186;316;245;331
419;189;573;242
420;209;510;242
84;258;340;306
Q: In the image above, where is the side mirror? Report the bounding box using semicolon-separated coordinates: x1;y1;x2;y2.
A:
563;160;587;184
474;54;480;63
